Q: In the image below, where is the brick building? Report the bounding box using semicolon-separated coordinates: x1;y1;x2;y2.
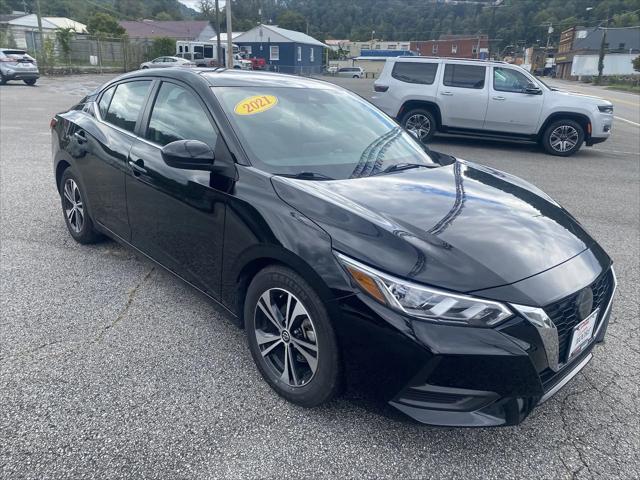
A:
410;34;489;58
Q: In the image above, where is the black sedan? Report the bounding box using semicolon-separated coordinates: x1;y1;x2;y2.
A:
51;68;616;427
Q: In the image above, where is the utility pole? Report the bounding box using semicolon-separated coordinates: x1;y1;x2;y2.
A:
596;9;610;85
215;0;222;65
34;0;46;68
226;0;233;68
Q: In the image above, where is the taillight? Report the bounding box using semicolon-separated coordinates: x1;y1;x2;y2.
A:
50;118;57;129
374;84;389;92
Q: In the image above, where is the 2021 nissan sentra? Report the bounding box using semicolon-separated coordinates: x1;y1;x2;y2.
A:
51;69;616;427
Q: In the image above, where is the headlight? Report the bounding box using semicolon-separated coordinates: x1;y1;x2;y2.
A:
335;252;512;327
598;105;613;114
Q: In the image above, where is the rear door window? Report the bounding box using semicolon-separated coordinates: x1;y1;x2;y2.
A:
98;86;115;118
392;62;438;84
104;81;151;133
443;64;486;89
145;82;217;147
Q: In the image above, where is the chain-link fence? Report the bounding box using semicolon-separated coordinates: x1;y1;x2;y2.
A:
30;34;165;74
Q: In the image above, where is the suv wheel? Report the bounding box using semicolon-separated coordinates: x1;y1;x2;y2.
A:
542;119;584;156
0;73;6;85
245;266;341;407
23;78;36;86
402;109;436;143
59;168;102;244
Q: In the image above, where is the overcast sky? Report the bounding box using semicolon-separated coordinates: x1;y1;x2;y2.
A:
179;0;227;11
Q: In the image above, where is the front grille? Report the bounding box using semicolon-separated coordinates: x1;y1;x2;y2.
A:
544;268;614;363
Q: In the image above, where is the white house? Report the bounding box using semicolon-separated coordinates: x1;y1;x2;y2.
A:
5;14;87;51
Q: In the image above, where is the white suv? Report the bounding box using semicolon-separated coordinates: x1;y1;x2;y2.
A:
372;57;613;156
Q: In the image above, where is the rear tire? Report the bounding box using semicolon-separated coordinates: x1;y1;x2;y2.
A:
541;119;584;156
245;266;341;407
353;75;359;78
402;108;437;143
23;78;36;86
0;73;6;85
59;168;102;244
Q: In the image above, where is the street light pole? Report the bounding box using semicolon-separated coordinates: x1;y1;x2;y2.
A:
226;0;233;68
34;0;46;68
215;0;222;66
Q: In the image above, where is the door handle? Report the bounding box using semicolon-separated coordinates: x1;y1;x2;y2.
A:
492;96;506;101
128;159;147;176
440;91;454;96
73;131;87;144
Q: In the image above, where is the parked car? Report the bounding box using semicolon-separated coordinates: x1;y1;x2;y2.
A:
0;48;39;85
326;65;339;74
140;56;196;69
51;69;616;427
336;67;364;78
372;57;613;156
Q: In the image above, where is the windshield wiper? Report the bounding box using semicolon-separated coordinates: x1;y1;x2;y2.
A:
374;163;439;176
277;171;335;181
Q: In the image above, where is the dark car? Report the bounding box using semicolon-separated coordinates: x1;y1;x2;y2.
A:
51;69;616;427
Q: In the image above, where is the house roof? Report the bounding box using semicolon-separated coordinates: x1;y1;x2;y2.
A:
6;14;86;32
119;20;212;39
573;26;640;52
234;24;327;48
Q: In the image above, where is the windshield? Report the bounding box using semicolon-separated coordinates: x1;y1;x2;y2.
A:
214;86;436;179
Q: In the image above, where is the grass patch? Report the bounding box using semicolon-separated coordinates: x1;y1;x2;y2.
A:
605;84;640;94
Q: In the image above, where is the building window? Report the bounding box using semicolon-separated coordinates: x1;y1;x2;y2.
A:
375;44;381;49
297;46;301;62
619;43;626;49
432;44;438;54
270;45;279;61
452;44;458;54
310;48;314;62
388;44;397;49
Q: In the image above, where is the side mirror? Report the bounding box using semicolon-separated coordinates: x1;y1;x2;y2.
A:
524;85;542;95
161;140;215;170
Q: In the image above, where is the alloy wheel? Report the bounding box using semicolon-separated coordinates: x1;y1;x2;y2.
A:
549;125;579;153
253;288;319;387
405;114;431;142
62;178;84;234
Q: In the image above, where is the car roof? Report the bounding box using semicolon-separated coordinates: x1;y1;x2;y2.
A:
112;68;342;89
389;57;509;66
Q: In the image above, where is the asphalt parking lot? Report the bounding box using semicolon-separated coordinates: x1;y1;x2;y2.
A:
1;73;638;479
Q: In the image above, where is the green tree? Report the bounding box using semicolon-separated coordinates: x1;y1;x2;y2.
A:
150;36;175;58
87;13;125;37
633;55;640;72
276;10;307;32
155;11;173;21
55;27;75;66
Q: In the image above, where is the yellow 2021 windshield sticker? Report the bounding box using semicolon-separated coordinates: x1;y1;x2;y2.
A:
234;95;278;115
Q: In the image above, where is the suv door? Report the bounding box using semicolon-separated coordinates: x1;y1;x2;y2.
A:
484;66;544;134
73;79;152;240
438;63;489;129
125;80;229;298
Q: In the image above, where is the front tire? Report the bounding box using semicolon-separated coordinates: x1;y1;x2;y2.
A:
0;73;6;85
23;78;36;86
542;119;584;156
245;266;341;407
59;168;102;244
402;108;437;143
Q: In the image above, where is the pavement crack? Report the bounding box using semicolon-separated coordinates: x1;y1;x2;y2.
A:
94;267;155;343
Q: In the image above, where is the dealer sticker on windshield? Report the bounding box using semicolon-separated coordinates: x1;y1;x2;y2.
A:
234;95;278;115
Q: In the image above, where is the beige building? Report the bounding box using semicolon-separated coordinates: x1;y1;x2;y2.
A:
348;40;411;57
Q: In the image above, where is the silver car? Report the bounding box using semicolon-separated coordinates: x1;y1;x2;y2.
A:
0;48;39;85
140;56;196;70
336;67;364;78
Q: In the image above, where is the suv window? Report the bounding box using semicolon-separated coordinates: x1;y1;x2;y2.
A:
443;64;486;89
146;82;217;147
493;67;532;93
98;86;115;118
392;62;438;84
104;81;151;133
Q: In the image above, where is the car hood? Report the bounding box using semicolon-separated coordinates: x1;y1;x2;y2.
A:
549;89;611;107
272;161;595;293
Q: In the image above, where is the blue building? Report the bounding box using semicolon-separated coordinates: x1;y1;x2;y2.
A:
233;24;327;75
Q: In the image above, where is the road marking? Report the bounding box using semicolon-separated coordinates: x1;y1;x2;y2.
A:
615;116;640;127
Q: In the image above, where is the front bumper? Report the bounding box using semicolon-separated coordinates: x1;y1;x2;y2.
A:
588;112;613;144
335;265;616;427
